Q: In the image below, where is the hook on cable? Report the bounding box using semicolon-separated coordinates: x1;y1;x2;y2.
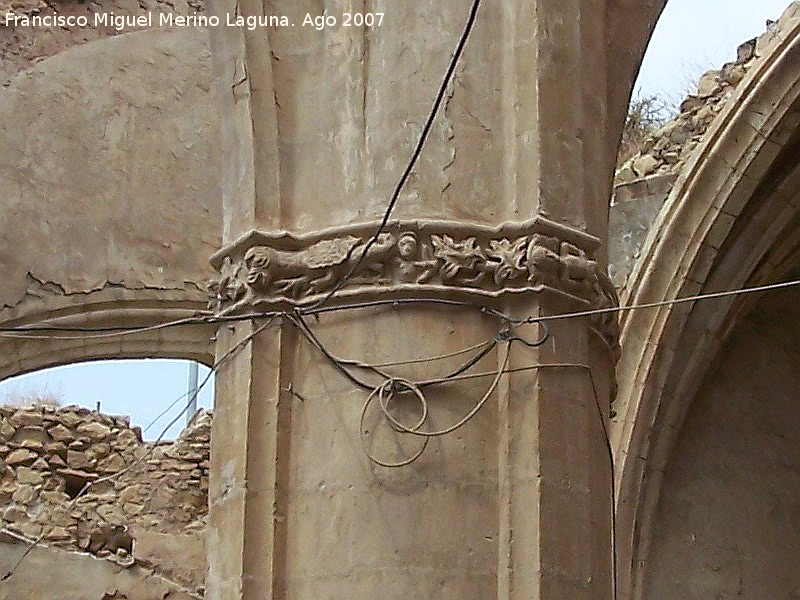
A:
494;322;549;348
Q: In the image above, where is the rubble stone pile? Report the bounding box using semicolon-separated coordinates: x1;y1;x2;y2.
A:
0;404;210;555
608;14;794;290
615;32;769;183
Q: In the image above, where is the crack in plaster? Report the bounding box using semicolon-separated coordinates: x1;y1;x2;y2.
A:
1;273;206;311
360;0;370;155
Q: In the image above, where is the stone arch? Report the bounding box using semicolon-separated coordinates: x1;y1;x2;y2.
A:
613;6;800;599
0;301;216;382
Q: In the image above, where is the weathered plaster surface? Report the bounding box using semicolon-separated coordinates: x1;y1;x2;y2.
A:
0;26;220;321
643;286;800;598
0;532;198;600
0;0;204;83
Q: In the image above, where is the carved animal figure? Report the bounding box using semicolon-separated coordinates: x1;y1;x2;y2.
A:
244;233;397;298
207;257;246;310
560;241;598;295
396;231;438;283
526;234;561;283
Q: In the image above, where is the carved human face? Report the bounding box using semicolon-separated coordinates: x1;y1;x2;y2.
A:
244;246;270;270
398;233;418;259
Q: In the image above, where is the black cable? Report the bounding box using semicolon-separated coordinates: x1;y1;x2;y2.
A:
6;278;800;337
287;313;375;391
306;0;484;311
0;315;209;333
291;305;508;394
299;297;478;316
0;301;481;335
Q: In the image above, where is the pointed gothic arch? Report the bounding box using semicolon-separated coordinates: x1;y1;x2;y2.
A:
613;7;800;598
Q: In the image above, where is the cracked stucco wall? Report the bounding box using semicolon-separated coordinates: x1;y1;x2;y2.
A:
0;24;220;320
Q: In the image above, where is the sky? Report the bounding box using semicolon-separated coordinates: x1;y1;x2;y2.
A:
636;0;793;102
0;360;214;440
0;0;794;439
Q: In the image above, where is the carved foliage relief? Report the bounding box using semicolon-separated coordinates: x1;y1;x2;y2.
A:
207;220;618;320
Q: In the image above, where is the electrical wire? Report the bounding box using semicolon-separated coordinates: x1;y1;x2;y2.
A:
368;338;495;368
0;301;477;338
0;315;211;340
486;277;800;325
0;310;278;337
293;319;546;465
287;313;375;390
275;315;523;465
361;358;618;587
359;378;430;468
4;278;799;341
1;272;795;581
375;347;509;439
305;0;484;311
287;310;507;390
141;359;220;435
299;297;477;316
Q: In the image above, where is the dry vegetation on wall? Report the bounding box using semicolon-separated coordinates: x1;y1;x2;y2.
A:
0;405;210;593
1;389;62;408
616;33;763;182
617;95;672;166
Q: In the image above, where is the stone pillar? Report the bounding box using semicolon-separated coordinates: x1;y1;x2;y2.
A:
204;1;623;598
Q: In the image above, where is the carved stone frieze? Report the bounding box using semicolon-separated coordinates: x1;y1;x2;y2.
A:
207;217;619;346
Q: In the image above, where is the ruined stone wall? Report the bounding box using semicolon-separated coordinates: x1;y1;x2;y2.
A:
609;14;790;289
0;405;210;593
615;34;761;184
0;0;205;83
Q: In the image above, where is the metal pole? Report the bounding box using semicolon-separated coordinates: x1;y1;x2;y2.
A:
186;361;199;427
